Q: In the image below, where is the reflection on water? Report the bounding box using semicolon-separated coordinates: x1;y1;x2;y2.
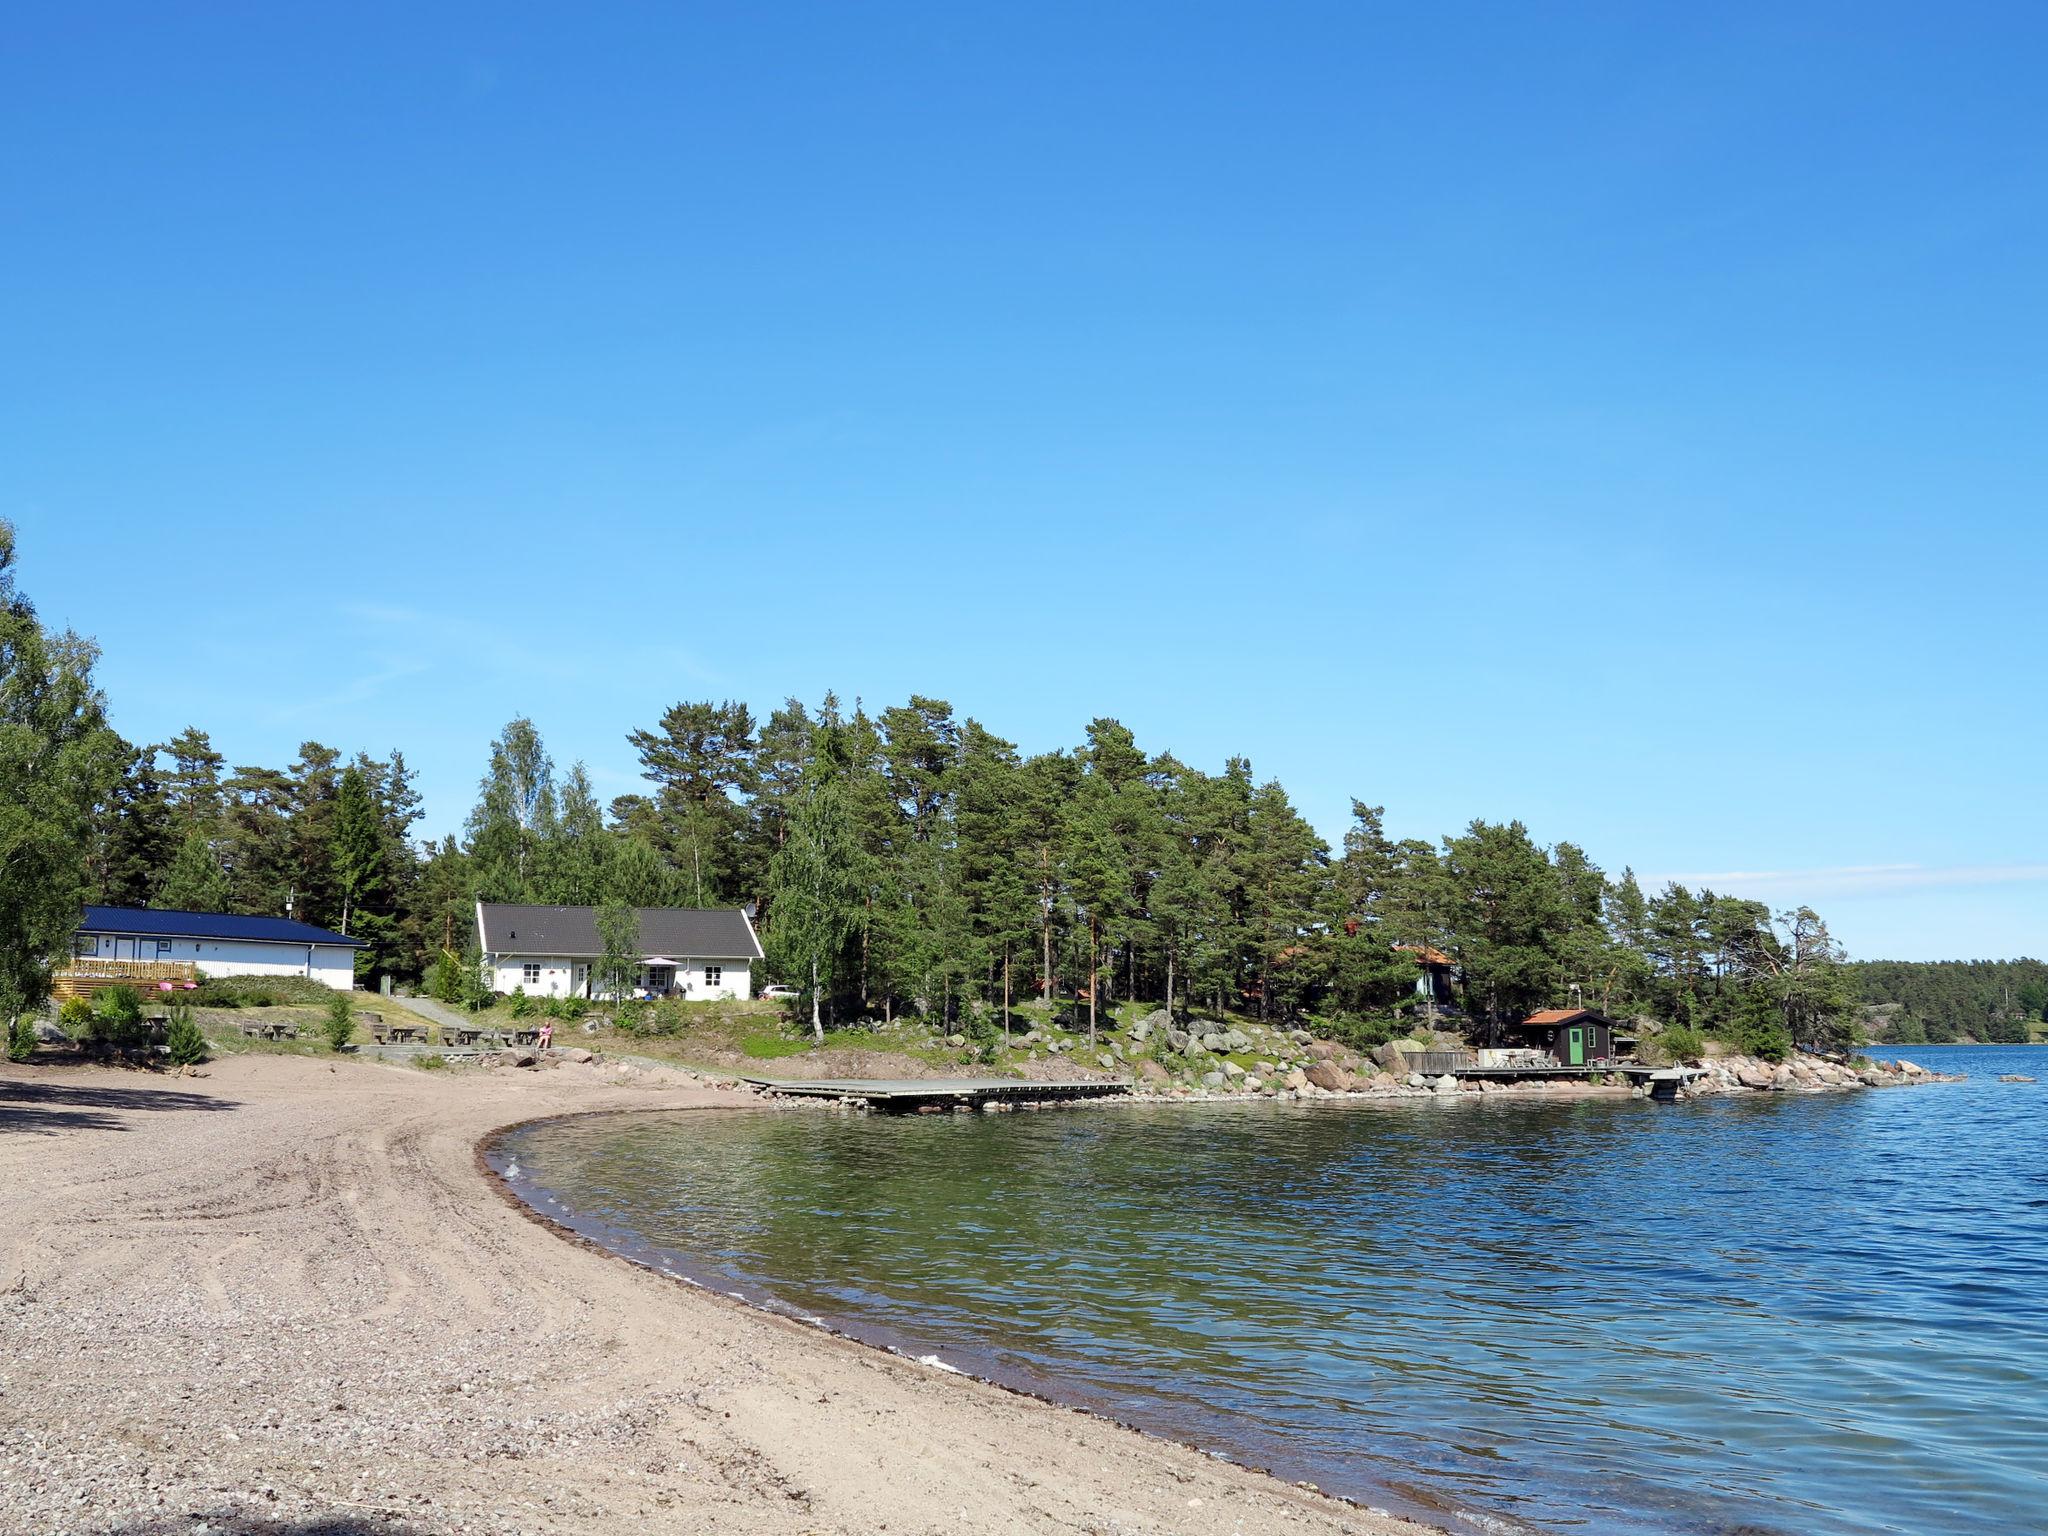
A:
495;1046;2048;1536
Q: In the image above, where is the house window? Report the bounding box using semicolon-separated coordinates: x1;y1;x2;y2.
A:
75;936;96;957
157;941;173;956
703;965;722;988
522;963;541;986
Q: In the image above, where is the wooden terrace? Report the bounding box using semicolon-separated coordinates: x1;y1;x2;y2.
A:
52;958;200;1003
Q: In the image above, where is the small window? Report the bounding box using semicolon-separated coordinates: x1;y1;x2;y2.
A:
522;963;542;986
703;965;722;988
75;936;96;957
157;940;173;956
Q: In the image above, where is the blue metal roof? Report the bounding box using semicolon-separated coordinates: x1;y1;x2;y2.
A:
78;905;366;948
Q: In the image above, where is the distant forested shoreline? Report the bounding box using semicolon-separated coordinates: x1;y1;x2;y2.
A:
1852;959;2048;1044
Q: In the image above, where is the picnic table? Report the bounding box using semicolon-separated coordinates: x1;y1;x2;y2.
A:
439;1023;487;1046
368;1021;426;1045
237;1020;299;1041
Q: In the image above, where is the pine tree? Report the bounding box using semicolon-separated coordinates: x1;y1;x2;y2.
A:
157;827;232;912
626;699;757;906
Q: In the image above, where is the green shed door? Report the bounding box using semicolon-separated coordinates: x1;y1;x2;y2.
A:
1567;1027;1585;1066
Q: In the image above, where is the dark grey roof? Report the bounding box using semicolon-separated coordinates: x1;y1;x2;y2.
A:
80;905;365;948
477;903;762;960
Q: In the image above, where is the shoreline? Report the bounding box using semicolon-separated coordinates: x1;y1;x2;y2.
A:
0;1052;1442;1536
479;1110;1488;1535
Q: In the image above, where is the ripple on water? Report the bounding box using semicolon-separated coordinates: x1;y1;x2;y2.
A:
494;1045;2048;1536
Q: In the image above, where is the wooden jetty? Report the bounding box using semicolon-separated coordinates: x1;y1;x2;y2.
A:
741;1076;1132;1113
1444;1062;1702;1100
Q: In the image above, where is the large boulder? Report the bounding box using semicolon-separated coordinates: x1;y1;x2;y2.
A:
1305;1060;1352;1093
497;1048;539;1069
554;1046;595;1064
1373;1043;1410;1074
1200;1070;1226;1090
1735;1062;1775;1090
1220;1028;1252;1054
1222;1059;1246;1080
1166;1025;1191;1053
1138;1059;1171;1083
1307;1040;1340;1061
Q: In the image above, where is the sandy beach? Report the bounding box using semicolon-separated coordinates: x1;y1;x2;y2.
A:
0;1054;1434;1536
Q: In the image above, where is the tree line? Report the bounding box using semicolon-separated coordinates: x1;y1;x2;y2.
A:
2;519;1866;1051
1851;959;2047;1044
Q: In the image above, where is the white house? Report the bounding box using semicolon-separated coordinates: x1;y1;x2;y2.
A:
476;902;761;1002
73;906;363;990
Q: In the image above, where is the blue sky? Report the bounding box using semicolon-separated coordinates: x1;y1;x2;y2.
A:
5;4;2044;960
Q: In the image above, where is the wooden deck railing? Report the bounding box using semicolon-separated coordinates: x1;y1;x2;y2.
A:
59;958;199;982
52;957;200;1002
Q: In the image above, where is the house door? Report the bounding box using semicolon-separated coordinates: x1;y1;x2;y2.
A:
1567;1027;1585;1066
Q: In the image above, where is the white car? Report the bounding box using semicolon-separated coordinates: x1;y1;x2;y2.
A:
761;984;800;1000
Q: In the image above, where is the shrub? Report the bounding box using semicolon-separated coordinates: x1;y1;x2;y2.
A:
6;1014;35;1063
192;974;338;1009
164;1006;208;1067
413;1052;448;1071
1737;1018;1792;1063
89;985;146;1049
539;995;565;1020
59;996;93;1035
1327;1014;1403;1051
1656;1026;1706;1063
95;984;142;1024
558;996;589;1020
509;987;532;1018
321;993;355;1052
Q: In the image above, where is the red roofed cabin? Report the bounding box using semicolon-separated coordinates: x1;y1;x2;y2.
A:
1511;1009;1617;1067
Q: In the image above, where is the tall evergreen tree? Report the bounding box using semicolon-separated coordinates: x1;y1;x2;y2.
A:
157;828;232;913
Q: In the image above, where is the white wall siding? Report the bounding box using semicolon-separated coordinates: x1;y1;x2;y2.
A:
74;933;358;991
484;955;751;1001
489;957;586;997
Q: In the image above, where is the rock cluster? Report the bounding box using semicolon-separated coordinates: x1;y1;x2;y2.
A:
1681;1053;1963;1096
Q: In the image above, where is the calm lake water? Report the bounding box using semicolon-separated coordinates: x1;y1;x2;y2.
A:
492;1045;2047;1536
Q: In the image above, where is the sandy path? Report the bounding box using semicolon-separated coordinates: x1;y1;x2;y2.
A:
0;1055;1433;1536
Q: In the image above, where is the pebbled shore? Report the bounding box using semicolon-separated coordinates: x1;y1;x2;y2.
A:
0;1054;1435;1536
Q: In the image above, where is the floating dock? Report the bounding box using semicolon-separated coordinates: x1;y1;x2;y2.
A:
741;1076;1132;1113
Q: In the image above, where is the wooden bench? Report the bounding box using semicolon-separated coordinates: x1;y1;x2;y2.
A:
368;1021;426;1045
237;1020;300;1042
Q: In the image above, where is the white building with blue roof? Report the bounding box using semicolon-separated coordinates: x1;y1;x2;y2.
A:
74;906;366;991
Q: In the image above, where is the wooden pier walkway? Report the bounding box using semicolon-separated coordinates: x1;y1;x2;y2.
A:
741;1076;1132;1113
